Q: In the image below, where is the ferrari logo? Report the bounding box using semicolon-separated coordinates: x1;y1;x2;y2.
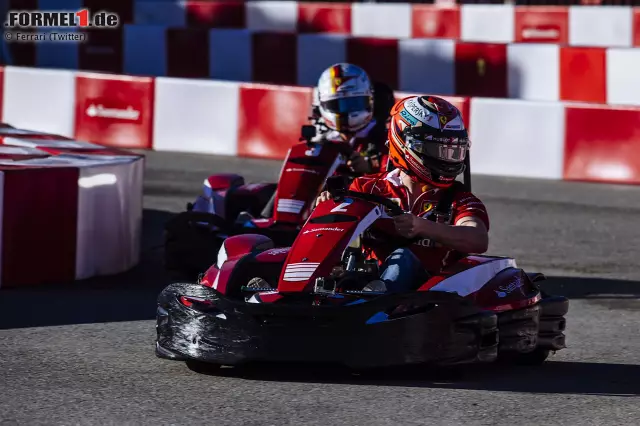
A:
422;202;434;214
439;116;447;126
335;77;342;86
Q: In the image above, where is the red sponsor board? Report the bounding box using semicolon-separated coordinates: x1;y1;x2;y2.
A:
454;42;507;98
297;3;351;34
515;6;568;44
74;73;154;149
564;105;640;184
166;28;210;78
347;37;398;90
79;27;123;74
252;32;297;85
185;0;245;28
1;167;79;287
411;5;461;39
237;83;312;160
560;47;606;103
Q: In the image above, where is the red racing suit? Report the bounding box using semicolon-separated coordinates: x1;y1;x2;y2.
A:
349;169;490;274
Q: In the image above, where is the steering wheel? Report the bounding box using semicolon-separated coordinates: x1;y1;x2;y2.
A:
326;185;420;247
342;190;404;216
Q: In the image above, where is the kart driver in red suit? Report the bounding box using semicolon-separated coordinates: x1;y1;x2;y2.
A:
315;95;490;293
310;63;395;174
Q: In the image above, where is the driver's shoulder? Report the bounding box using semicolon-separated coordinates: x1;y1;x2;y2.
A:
452;190;488;211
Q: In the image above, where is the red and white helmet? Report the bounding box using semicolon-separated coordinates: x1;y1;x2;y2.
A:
316;63;374;133
388;95;470;188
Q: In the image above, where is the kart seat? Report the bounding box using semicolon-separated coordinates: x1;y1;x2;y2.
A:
224;183;277;223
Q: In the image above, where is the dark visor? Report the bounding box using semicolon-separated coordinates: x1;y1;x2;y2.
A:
321;96;371;114
405;135;468;163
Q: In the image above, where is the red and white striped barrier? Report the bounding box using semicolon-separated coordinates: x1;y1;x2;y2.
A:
0;118;144;288
11;1;640;47
1;65;639;187
16;29;640;106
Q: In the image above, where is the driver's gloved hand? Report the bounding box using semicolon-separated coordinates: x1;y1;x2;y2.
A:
314;191;332;209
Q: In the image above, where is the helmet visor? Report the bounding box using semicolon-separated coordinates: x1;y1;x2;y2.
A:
321;96;372;114
405;134;468;163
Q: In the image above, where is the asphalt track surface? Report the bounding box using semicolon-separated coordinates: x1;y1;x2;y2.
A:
1;151;640;425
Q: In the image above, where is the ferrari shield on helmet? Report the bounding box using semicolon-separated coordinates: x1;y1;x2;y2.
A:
316;63;374;133
388;95;470;187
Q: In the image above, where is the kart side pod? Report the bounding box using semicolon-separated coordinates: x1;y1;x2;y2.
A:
216;234;275;268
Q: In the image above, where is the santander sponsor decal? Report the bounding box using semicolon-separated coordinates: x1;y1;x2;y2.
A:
74;74;154;149
85;103;141;121
520;25;561;42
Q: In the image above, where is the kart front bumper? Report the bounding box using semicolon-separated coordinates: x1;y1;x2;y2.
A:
156;283;499;369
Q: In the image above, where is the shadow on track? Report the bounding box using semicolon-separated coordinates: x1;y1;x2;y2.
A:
541;276;640;299
185;359;640;397
0;209;176;330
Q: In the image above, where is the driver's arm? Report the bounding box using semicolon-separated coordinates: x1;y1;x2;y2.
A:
394;214;489;254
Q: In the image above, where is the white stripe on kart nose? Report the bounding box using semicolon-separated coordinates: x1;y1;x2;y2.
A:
283;262;320;281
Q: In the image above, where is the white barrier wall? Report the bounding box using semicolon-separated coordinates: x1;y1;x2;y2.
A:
569;6;633;48
351;3;412;39
507;43;559;102
606;48;640;106
152;77;240;155
247;1;298;32
2;67;76;137
461;5;515;43
469;98;565;179
0;130;145;287
76;158;144;280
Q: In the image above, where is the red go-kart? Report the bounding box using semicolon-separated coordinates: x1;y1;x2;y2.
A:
163;125;368;280
156;174;568;370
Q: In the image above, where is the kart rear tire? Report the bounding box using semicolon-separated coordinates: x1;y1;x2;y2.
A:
499;348;550;366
